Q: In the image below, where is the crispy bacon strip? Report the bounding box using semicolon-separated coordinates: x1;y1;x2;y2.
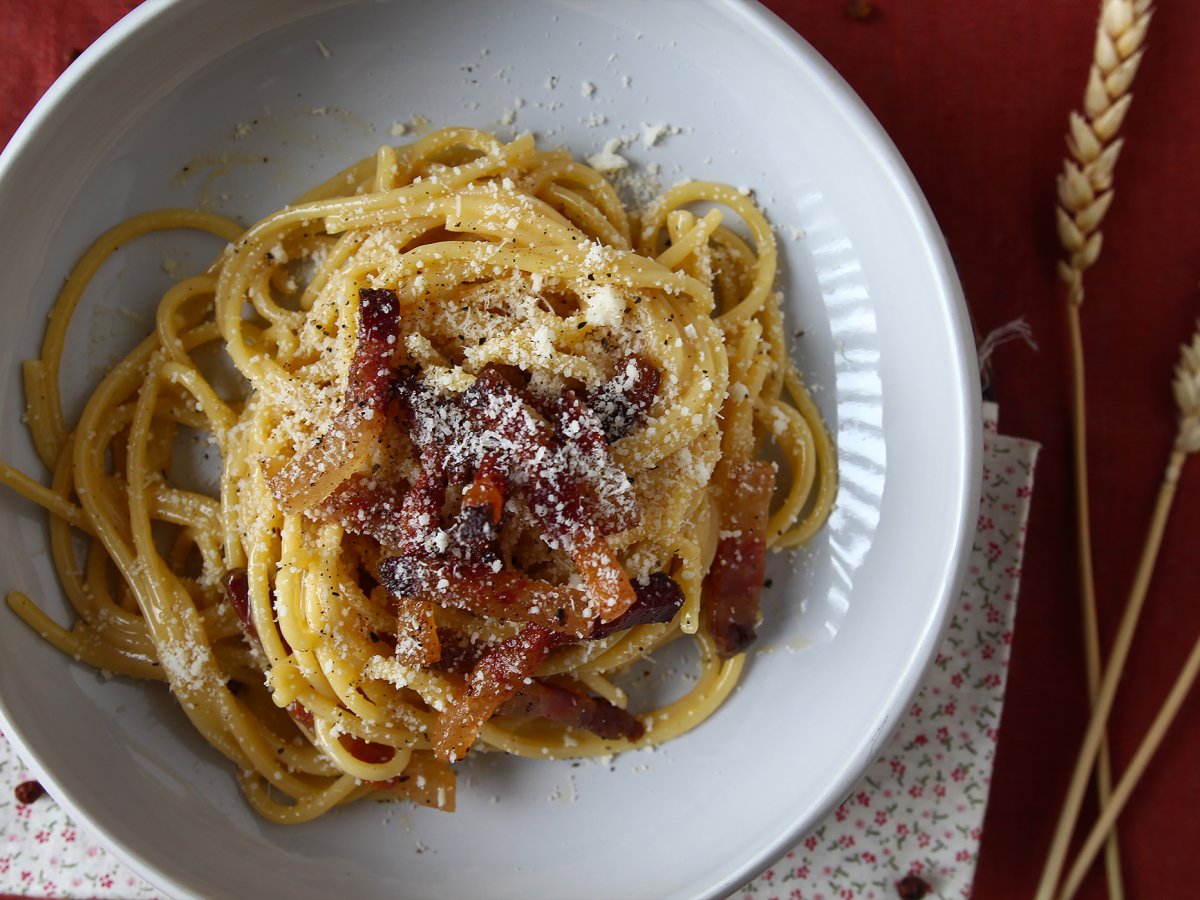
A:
704;460;777;658
370;751;457;812
317;460;447;555
224;570;255;641
462;368;637;622
431;624;564;762
459;454;506;536
591;572;685;639
421;573;685;679
554;389;639;535
379;557;685;640
392;594;442;669
585;354;660;443
392;366;645;620
378;555;594;637
424;574;683;754
498;678;645;742
267;288;399;512
311;474;406;544
431;627;484;676
454;454;507;564
392;461;449;553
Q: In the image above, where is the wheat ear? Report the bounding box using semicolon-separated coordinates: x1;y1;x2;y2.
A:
1056;0;1153;302
1047;4;1153;899
1037;322;1195;900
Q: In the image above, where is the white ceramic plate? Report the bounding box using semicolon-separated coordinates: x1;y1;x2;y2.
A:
0;2;979;898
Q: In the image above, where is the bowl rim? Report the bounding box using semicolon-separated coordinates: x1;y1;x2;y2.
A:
0;1;981;897
707;2;981;894
0;2;216;894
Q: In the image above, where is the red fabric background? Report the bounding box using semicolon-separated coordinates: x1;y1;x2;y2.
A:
3;2;1199;898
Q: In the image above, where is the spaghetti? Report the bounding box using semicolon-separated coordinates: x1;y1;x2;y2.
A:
1;128;835;823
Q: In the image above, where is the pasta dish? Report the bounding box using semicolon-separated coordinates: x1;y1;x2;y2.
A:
0;128;834;823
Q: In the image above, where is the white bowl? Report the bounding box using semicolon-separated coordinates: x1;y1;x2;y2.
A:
0;2;979;898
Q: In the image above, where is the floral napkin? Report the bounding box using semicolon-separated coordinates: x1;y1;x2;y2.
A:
0;402;1037;900
740;402;1038;900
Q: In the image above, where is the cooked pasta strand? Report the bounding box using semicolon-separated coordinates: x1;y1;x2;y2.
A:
2;129;834;822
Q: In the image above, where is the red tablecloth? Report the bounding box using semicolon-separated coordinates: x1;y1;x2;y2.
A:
3;2;1198;898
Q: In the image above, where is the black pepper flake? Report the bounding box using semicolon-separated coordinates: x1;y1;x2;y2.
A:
763;578;773;589
14;780;44;805
587;273;595;281
895;875;931;899
369;631;380;643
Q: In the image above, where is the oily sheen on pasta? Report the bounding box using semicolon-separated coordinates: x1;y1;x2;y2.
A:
1;128;835;824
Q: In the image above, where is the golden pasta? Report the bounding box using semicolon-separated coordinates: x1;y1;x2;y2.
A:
1;128;834;824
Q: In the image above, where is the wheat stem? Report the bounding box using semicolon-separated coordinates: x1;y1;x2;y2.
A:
1035;445;1183;900
1057;634;1200;900
1038;318;1200;900
1047;3;1154;897
1064;302;1122;896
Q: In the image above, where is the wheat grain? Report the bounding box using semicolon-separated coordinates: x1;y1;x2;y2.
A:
1173;324;1200;454
1056;0;1154;305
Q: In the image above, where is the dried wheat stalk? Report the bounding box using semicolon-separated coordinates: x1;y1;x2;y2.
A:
1056;0;1154;305
1060;635;1200;900
1042;326;1200;900
1043;3;1154;900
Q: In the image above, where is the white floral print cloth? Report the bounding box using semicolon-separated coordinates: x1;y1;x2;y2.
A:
739;402;1038;900
0;402;1036;899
